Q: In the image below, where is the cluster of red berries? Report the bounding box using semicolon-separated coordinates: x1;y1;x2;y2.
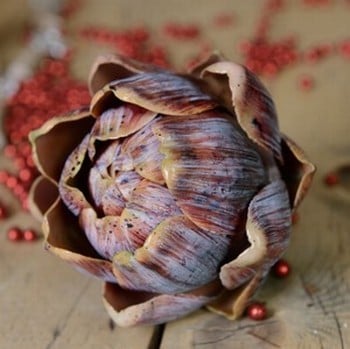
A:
2;54;90;244
239;37;298;78
3;55;90;212
7;227;37;242
237;0;350;92
237;0;300;78
163;23;200;40
304;43;334;64
0;168;32;211
0;199;38;241
79;26;170;68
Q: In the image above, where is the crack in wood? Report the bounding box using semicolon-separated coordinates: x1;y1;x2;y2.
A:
299;267;349;349
193;320;279;346
317;335;325;349
44;279;91;349
299;274;316;301
299;274;330;315
193;320;279;334
108;317;116;331
51;327;61;342
247;330;281;348
148;324;165;349
314;295;329;316
332;311;345;349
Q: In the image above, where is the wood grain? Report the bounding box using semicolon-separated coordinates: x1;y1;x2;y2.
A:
0;187;155;349
160;188;350;349
1;1;350;348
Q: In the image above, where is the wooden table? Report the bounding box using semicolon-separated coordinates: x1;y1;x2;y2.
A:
1;1;350;348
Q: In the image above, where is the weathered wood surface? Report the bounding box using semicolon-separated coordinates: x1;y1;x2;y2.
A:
0;220;156;349
1;1;350;348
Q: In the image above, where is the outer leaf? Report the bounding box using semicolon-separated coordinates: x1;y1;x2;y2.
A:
209;179;291;319
187;50;224;76
90;72;218;117
112;216;231;294
28;175;59;220
88;53;164;94
58;134;92;216
153;112;266;235
87;104;157;159
200;62;282;161
43;198;116;282
280;134;316;209
103;280;222;327
29;108;94;183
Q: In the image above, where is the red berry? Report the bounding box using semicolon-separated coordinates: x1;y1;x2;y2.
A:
324;172;339;186
0;170;9;183
23;229;37;242
7;227;23;241
19;168;33;183
0;206;7;219
272;259;291;278
298;75;314;91
4;144;17;158
13;183;25;197
14;157;26;170
5;176;18;189
339;39;350;59
246;302;267;321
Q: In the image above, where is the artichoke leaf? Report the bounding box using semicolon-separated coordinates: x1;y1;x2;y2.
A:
91;72;218;116
209;179;291;319
112;216;231;294
201;62;282;161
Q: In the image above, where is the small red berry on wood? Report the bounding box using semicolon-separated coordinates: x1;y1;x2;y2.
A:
246;302;267;321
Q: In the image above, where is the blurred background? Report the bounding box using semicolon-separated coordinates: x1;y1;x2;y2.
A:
0;1;350;348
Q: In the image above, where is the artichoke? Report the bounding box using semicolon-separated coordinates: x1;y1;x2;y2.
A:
29;53;315;327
